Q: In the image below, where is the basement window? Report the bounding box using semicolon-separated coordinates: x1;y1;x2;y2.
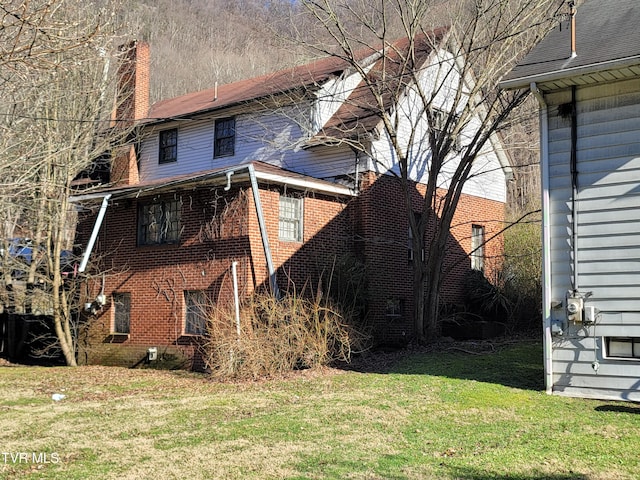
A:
112;292;131;335
184;290;208;336
605;337;640;359
385;298;403;318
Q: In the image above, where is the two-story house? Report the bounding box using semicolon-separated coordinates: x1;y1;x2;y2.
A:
73;32;510;368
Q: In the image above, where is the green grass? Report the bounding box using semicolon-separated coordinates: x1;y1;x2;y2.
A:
1;341;640;479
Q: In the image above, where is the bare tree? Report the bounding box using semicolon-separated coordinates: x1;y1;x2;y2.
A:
293;0;560;342
0;0;130;365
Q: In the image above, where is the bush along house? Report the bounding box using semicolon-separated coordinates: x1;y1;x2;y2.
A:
501;0;640;401
73;33;510;369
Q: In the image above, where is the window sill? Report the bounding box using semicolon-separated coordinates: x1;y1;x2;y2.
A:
105;333;129;344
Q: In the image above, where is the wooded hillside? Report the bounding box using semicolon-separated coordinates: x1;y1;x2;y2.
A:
123;0;313;103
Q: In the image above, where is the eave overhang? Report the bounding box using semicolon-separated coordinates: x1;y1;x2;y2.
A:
500;56;640;92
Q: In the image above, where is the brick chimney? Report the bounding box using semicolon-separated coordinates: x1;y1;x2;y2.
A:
113;40;150;127
110;40;149;186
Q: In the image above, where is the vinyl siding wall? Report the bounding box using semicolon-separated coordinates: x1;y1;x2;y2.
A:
546;77;640;400
138;107;359;183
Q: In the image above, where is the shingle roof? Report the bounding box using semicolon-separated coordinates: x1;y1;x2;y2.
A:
501;0;640;90
70;161;355;201
146;52;373;122
145;28;450;143
312;29;449;143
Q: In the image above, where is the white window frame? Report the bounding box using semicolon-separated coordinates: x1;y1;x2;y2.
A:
279;195;304;242
471;224;485;271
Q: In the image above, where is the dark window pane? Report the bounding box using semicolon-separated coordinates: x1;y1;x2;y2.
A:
113;293;131;334
138;199;181;245
214;118;235;158
159;128;178;164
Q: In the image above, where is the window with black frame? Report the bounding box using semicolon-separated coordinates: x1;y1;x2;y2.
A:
214;117;235;158
159;128;178;164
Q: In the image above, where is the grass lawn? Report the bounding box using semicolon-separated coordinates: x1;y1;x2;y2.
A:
2;340;640;479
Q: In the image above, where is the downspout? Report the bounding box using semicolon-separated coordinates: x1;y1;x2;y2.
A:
79;194;112;273
530;83;553;395
247;164;280;297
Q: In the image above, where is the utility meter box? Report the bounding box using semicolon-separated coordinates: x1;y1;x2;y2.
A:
147;347;158;361
566;295;584;323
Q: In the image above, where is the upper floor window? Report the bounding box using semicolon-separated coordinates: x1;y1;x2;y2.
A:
159;128;178;164
471;224;485;271
138;198;182;246
279;195;303;242
430;108;462;152
214;117;235;158
112;292;131;335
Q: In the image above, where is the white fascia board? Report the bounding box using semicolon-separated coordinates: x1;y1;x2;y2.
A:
254;170;355;197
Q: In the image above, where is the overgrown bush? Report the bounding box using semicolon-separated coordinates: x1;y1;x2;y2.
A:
202;289;370;380
464;269;511;322
502;202;542;332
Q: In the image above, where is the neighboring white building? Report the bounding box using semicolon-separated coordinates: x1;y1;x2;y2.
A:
502;0;640;400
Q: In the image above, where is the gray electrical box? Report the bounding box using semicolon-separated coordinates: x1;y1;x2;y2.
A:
566;294;584;323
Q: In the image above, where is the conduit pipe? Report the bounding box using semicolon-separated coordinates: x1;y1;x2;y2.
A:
569;85;579;293
79;194;112;273
232;261;241;338
530;82;553;395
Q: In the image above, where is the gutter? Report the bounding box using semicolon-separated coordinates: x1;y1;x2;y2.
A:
500;55;640;91
530;82;553;395
254;170;355;197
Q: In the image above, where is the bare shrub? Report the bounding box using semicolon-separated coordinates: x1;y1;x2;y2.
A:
203;289;370;380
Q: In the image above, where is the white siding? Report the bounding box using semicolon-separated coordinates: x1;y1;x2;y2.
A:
546;78;640;400
369;51;507;202
138;107;359;183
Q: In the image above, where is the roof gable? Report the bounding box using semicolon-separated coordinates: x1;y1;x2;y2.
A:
311;28;449;143
501;0;640;90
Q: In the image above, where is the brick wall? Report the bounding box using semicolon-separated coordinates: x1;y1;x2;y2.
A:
76;172;505;367
77;183;352;368
355;172;505;346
